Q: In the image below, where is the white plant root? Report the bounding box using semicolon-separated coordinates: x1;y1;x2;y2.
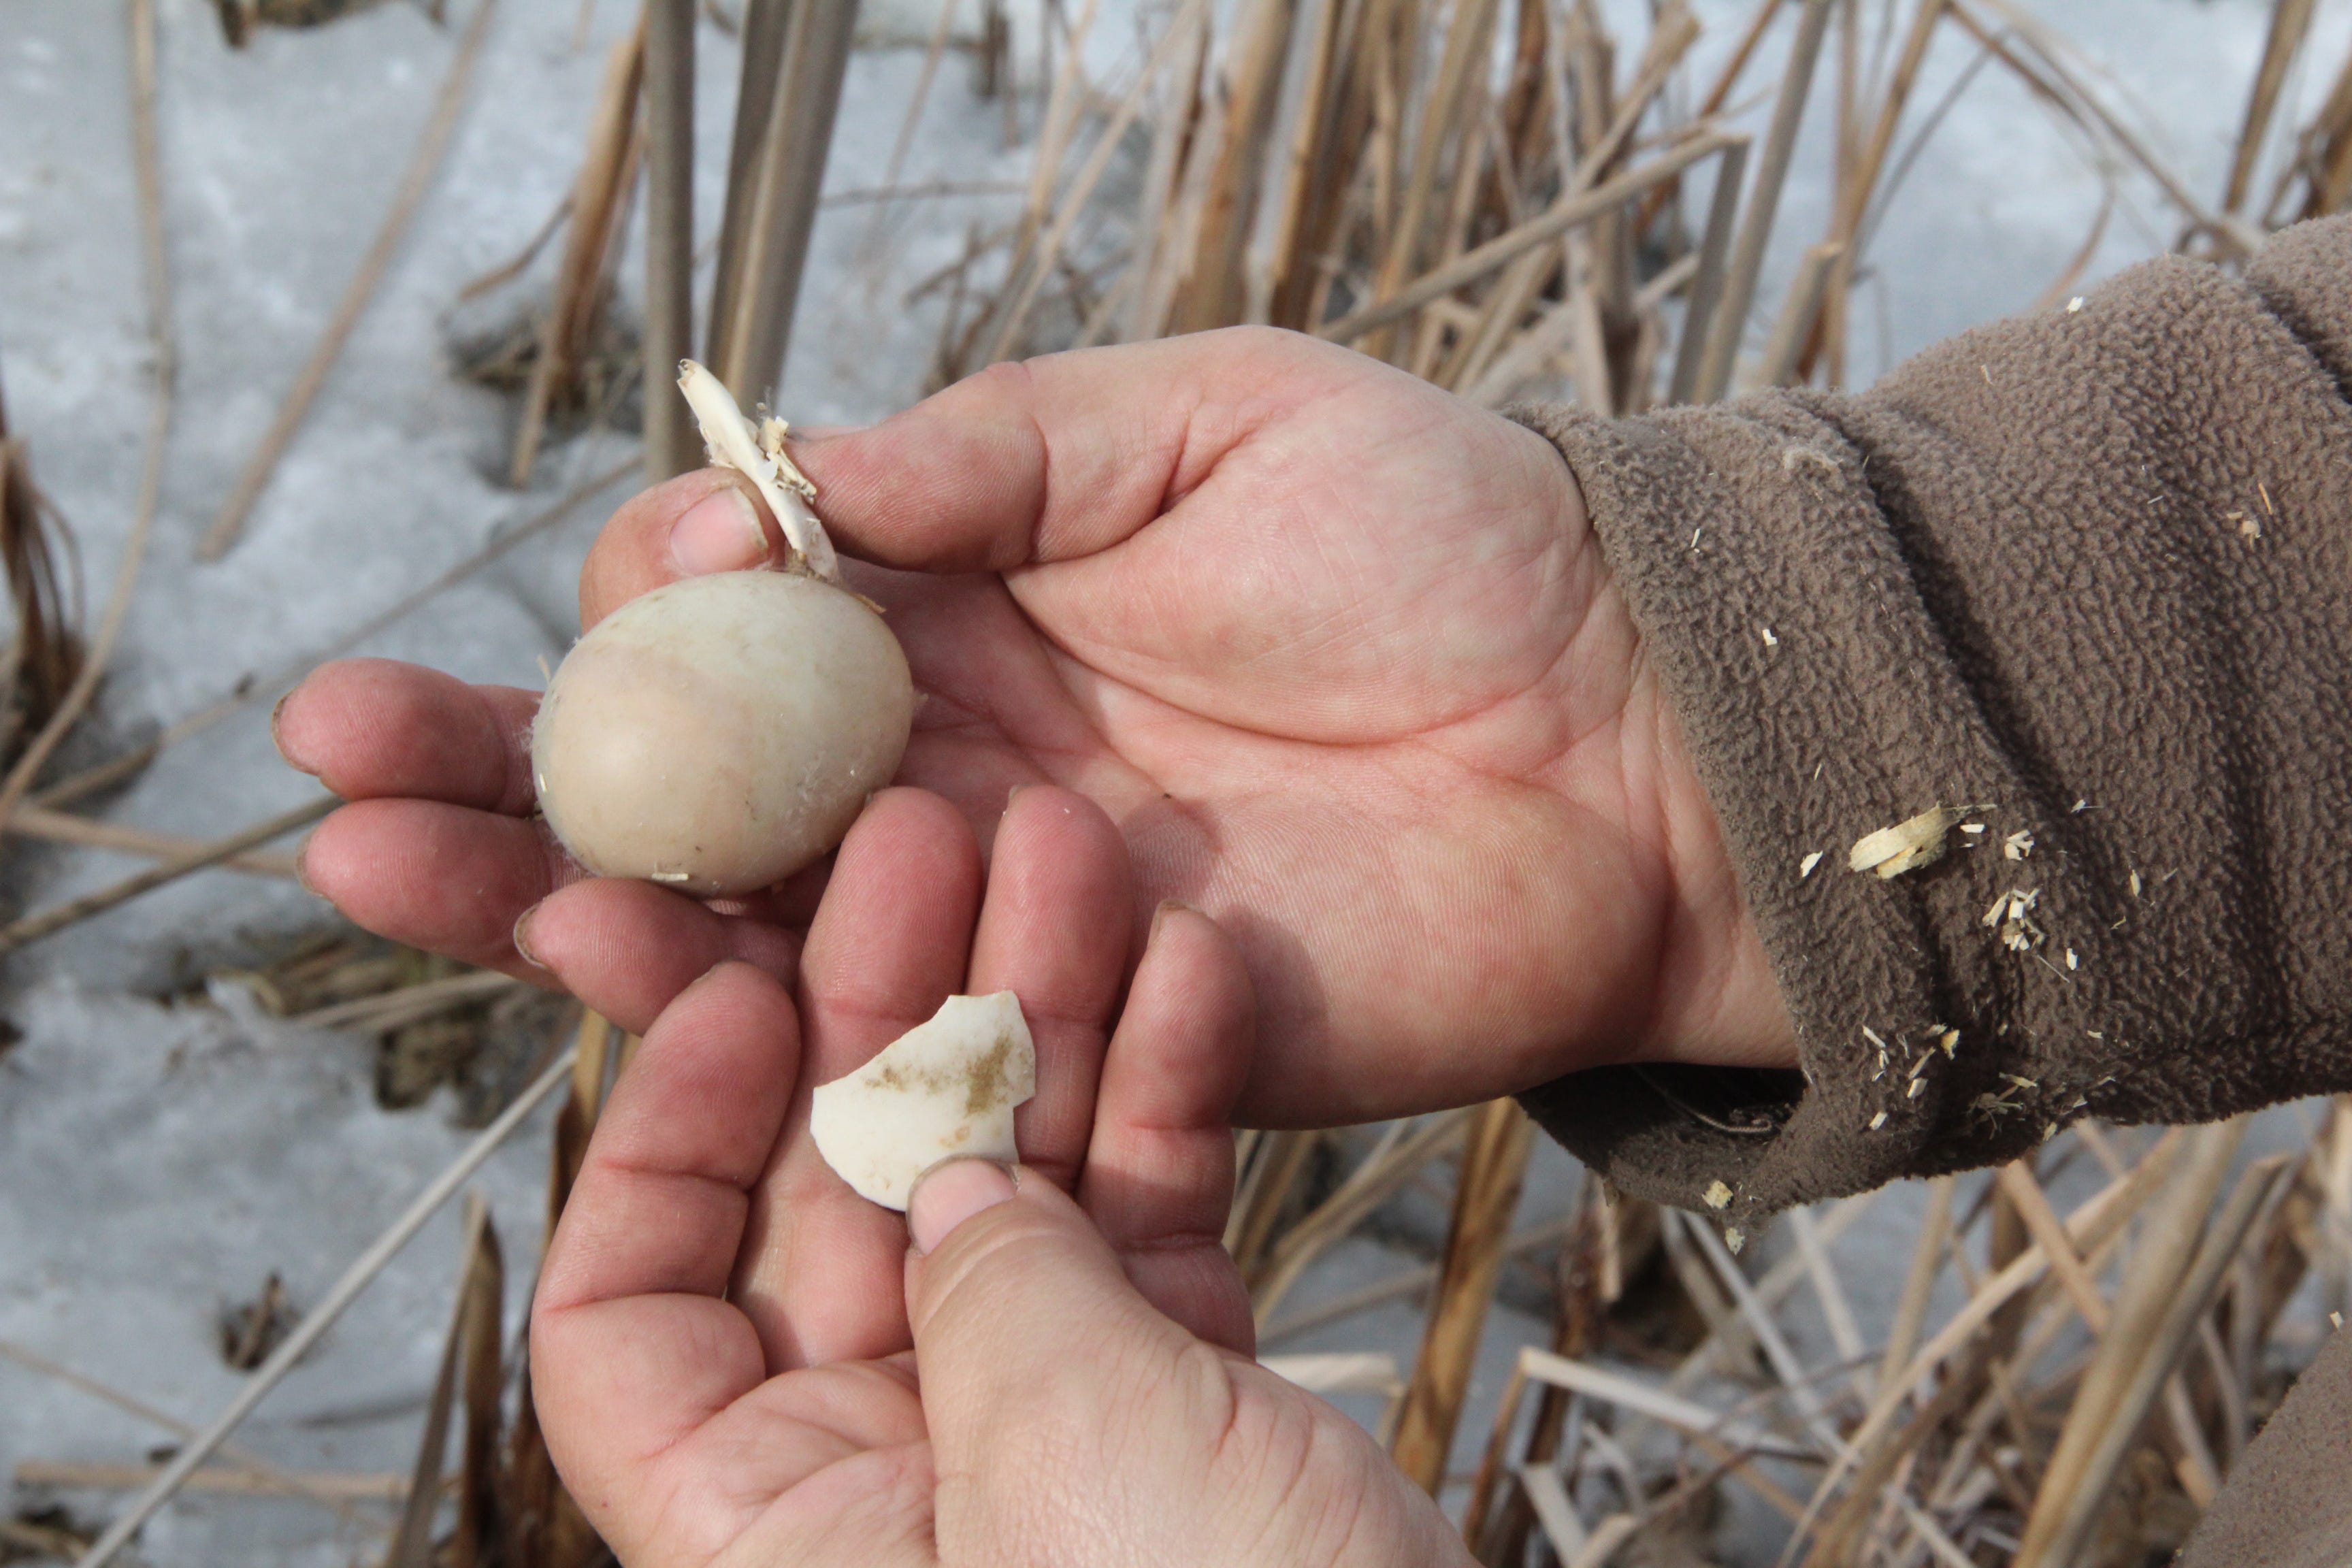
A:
810;992;1036;1211
676;359;841;582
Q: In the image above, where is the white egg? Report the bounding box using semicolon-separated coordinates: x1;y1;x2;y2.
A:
531;570;913;897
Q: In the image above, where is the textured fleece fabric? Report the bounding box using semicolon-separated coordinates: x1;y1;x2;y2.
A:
1511;215;2352;1564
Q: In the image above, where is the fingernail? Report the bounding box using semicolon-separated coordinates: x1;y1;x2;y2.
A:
669;486;768;576
1149;898;1195;945
908;1158;1017;1254
512;904;545;968
271;690;317;777
293;833;321;898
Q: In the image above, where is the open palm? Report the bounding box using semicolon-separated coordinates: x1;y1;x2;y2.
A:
530;786;1467;1567
284;327;1791;1128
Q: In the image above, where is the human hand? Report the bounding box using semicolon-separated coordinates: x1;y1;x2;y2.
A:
280;327;1794;1127
531;783;1468;1568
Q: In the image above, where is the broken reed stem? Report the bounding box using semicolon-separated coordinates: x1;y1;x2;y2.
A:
2225;0;2317;214
4;804;299;878
1227;1128;1320;1269
1390;1097;1535;1494
31;457;634;818
2010;1121;2253;1568
12;1463;404;1501
0;795;335;956
199;0;499;559
1776;1130;2186;1566
1318;128;1743;346
284;968;521;1032
0;0;174;837
1665;136;1748;404
1253;1111;1471;1320
642;0;698;483
1994;1158;2110;1333
705;0;859;402
1691;0;1833;404
1754;238;1842;388
513;20;645;487
982;1;1203;363
1788;1205;1866;1375
1876;1174;1954;1394
70;1043;578;1568
1258;1217;1574;1343
1804;0;1946;386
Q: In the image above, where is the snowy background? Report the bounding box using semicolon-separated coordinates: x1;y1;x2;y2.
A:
1;0;2345;1560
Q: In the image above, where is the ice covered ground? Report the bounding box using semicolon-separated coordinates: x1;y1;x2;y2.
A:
0;0;2341;1559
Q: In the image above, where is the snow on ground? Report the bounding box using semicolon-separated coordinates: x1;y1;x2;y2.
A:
0;0;2338;1560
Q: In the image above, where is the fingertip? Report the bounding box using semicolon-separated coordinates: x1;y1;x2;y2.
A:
668;483;774;576
272;685;316;777
579;468;760;628
521;878;802;1035
907;1158;1019;1255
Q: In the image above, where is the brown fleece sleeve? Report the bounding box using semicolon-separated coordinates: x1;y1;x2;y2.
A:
1510;215;2352;1232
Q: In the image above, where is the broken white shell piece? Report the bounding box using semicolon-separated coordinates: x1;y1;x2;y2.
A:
809;992;1036;1211
676;359;841;582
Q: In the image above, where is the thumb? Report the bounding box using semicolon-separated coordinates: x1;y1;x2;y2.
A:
904;1159;1205;1490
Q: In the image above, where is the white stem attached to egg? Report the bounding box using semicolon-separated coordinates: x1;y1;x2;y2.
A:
676;359;842;582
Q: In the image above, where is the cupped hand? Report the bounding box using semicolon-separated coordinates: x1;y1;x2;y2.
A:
532;784;1467;1568
280;327;1794;1126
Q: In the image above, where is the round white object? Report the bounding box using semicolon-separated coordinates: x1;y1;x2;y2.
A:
531;570;913;897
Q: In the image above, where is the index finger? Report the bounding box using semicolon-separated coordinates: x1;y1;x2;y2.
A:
533;962;800;1472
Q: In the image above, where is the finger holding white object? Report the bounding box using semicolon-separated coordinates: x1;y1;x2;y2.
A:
811;992;1036;1211
528;362;914;897
676;359;839;581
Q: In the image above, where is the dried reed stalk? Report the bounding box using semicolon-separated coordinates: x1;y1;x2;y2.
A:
2010;1122;2255;1568
3;805;299;878
12;1462;405;1501
1260;1216;1575;1343
1320;129;1743;345
1690;0;1833;404
982;2;1205;362
199;0;498;559
0;1338;368;1520
1389;1098;1535;1492
383;1194;493;1568
704;0;859;402
287;969;521;1032
512;20;646;486
70;1043;578;1568
2225;0;2316;215
641;0;698;482
1803;0;1944;385
498;1012;623;1568
1755;239;1843;389
1876;1174;1954;1393
31;457;632;819
451;1206;508;1567
0;0;176;835
1253;1111;1472;1320
0;378;84;766
1227;1128;1321;1273
0;795;336;955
